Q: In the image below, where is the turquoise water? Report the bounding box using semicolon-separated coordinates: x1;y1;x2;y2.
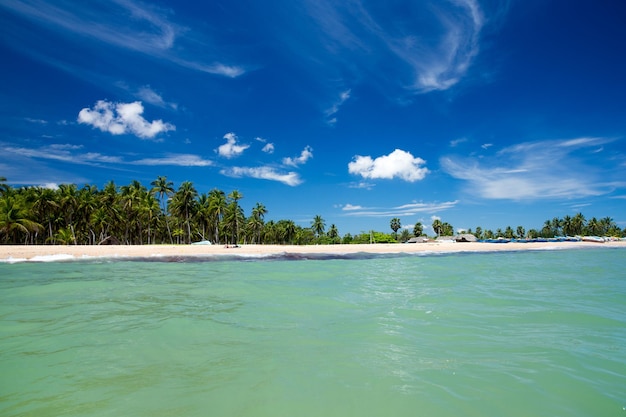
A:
1;248;625;416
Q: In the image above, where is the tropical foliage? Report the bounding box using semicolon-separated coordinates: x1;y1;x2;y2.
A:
0;176;624;244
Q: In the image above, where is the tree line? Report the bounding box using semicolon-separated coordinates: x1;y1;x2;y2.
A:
1;176;624;245
387;213;625;242
0;176;341;245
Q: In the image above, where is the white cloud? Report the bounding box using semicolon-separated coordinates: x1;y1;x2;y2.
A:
303;0;484;94
2;0;245;78
216;132;250;158
450;138;467;147
342;204;363;211
348;149;429;182
262;143;275;154
441;137;624;200
77;100;175;139
3;144;122;164
256;138;275;154
131;154;213;166
136;86;177;109
325;89;351;124
342;200;458;217
283;146;313;166
221;166;302;186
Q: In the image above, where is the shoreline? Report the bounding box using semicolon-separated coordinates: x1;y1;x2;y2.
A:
1;241;625;262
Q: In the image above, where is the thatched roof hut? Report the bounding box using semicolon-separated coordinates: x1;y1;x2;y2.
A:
455;233;477;242
406;236;430;243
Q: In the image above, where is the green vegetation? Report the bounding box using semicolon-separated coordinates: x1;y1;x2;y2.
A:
0;176;624;245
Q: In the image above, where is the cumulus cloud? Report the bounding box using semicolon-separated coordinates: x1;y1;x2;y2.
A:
342;203;363;211
262;143;275;154
221;166;302;186
441;137;624;200
348;149;429;182
283;146;313;166
216;132;250;158
256;137;275;154
77;100;175;139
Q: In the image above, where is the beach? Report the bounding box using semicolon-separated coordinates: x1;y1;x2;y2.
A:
1;240;625;262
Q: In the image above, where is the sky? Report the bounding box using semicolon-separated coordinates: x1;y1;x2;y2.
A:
1;0;625;236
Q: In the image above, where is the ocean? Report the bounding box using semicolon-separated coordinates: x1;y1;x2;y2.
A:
1;247;625;416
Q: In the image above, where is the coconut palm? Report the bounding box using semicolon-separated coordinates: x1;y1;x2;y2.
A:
249;202;267;243
58;184;78;244
413;222;423;237
170;181;198;244
0;176;9;196
30;186;59;243
224;191;244;244
150;176;175;243
312;215;325;239
572;212;586;235
0;195;41;243
208;189;226;244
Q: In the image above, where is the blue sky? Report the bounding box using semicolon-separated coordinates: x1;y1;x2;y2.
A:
1;0;625;235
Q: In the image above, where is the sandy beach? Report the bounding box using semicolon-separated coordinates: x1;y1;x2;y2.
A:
1;240;625;262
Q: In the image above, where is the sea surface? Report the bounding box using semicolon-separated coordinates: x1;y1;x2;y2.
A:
1;247;625;416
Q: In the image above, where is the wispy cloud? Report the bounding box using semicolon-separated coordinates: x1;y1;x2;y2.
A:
220;166;302;186
256;137;275;154
131;154;212;166
2;143;122;165
0;0;245;77
2;141;213;168
348;149;429;182
216;132;250;159
299;0;483;94
77;100;175;140
325;89;351;125
136;86;177;109
342;200;458;217
283;146;313;167
441;137;626;200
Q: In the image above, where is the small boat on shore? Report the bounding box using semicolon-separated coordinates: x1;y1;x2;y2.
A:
581;236;605;243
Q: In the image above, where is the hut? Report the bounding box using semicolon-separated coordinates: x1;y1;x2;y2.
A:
406;236;429;243
455;233;477;242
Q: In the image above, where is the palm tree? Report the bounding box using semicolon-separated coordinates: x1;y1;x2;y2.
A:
432;219;443;237
572;212;585;236
208;189;226;244
170;181;198;244
0;177;9;197
516;226;526;239
58;184;78;244
413;222;423;237
561;215;573;236
151;176;175;243
312;215;325;239
224;190;244;244
390;218;401;239
327;224;339;243
30;186;59;243
0;195;41;243
250;202;267;243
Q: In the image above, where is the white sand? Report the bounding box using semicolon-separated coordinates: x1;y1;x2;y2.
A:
1;241;624;262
